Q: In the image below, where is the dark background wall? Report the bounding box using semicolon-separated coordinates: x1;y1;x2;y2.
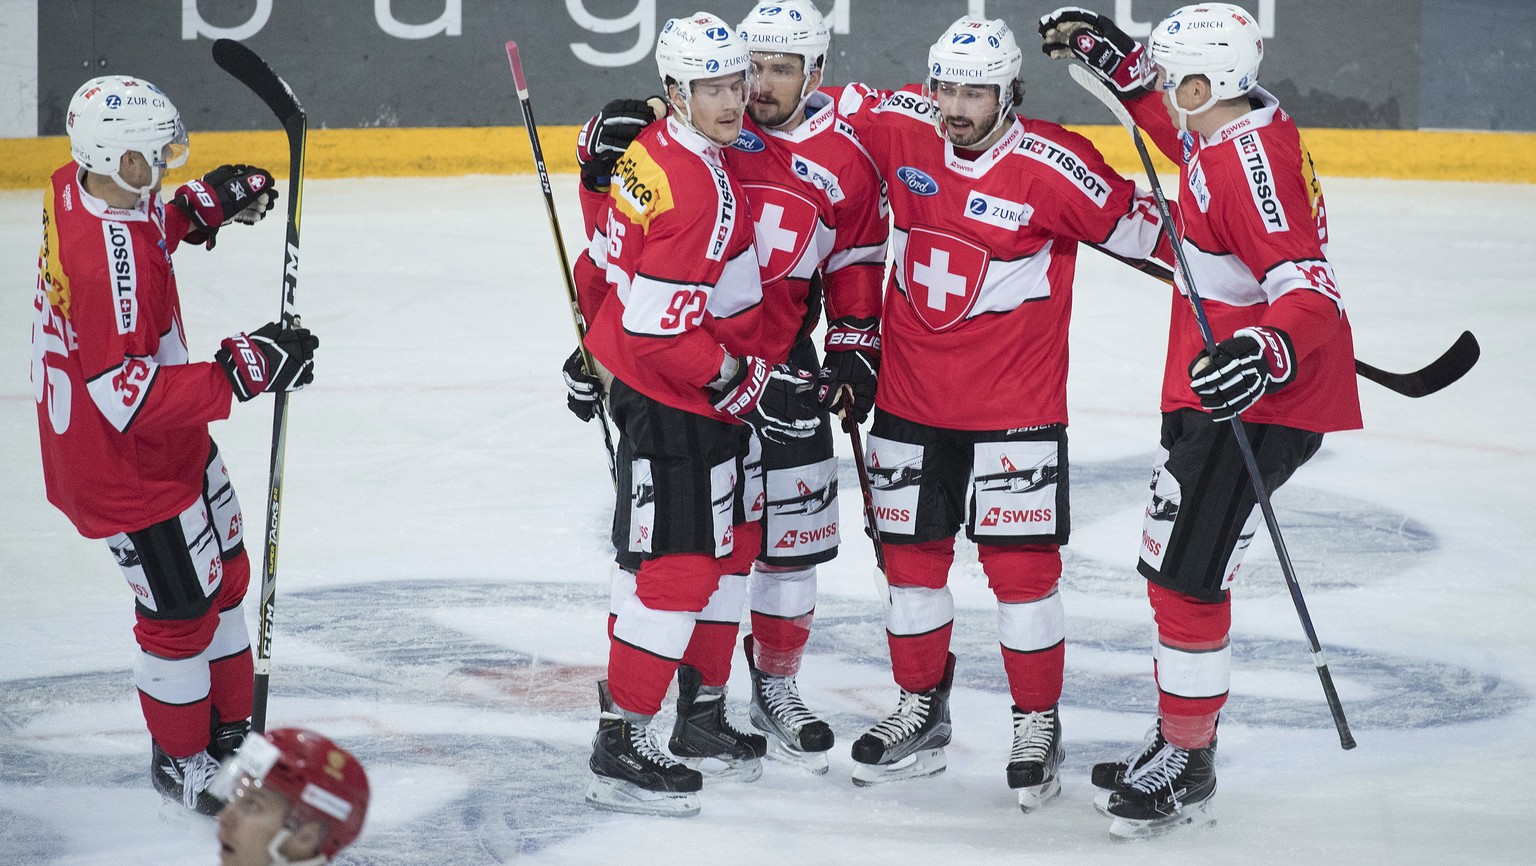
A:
33;0;1536;134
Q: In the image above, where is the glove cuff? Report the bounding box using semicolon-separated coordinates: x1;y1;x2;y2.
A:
824;317;881;356
1234;326;1296;391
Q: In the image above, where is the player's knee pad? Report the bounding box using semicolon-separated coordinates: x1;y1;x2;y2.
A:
635;553;727;612
883;538;955;590
1148;582;1232;647
134;648;211;706
885;584;954;638
207;603;251;661
698;572;747;623
977;543;1062;602
997;588;1065;654
134;609;222;661
750;564;816;618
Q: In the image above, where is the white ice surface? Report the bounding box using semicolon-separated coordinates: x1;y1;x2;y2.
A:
2;173;1533;865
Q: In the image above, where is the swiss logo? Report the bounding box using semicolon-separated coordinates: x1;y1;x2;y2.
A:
248;173;267;192
901;227;990;333
743;183;818;286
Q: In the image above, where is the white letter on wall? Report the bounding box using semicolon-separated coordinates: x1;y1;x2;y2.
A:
181;0;272;41
567;0;654;68
375;0;462;40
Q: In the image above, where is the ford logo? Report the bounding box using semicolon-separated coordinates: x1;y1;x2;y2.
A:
896;166;939;196
732;130;766;152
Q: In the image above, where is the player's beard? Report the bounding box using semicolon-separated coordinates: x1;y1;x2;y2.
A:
748;93;797;130
943;115;990;148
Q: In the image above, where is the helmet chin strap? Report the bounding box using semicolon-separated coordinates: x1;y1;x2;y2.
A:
1166;81;1218;133
265;826;328;866
107;148;164;202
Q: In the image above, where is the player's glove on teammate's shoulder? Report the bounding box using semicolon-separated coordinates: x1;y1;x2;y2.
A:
1038;6;1153;99
1187;326;1296;421
818;316;880;424
171;164;279;249
562;347;604;423
217;321;319;402
576;97;667;193
711;355;821;444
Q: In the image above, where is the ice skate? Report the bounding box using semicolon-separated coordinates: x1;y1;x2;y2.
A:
208;717;251;763
849;653;954;787
1106;739;1217;840
585;681;703;817
1091;720;1169;816
1006;704;1063;812
151;740;224;816
743;635;834;774
669;664;767;783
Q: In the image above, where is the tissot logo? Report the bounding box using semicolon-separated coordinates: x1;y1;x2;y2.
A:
896;166;939;196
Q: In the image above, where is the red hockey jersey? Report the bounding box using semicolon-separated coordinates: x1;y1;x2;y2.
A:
840;84;1171;430
1128;88;1362;433
728;91;887;362
31;163;234;538
575;118;765;420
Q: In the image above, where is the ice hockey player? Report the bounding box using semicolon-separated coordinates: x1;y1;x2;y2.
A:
212;728;370;865
1040;2;1362;838
570;0;887;777
569;12;822;816
30;75;314;815
832;16;1173;809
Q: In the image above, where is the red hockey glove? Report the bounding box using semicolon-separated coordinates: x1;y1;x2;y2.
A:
171;164;278;249
217;322;318;402
818;316;880;423
576;97;666;193
1188;326;1296;421
1038;7;1153;99
711;355;821;444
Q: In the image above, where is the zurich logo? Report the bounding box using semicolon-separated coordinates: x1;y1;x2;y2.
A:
705;59;720;73
789;9;802;20
1166;21;1181;33
105;95;121;109
968;197;987;215
896;166;939;196
763;5;783;13
988;36;1000;48
732;130;766;152
931;61;943;77
953;34;976;44
706;26;729;41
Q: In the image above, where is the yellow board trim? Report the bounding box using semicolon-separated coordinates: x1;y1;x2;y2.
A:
2;124;1531;189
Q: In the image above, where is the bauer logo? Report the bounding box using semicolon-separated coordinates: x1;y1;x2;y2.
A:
896;166;939;196
732;130;766;152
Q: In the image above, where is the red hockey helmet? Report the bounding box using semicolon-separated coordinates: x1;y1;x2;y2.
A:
217;728;370;860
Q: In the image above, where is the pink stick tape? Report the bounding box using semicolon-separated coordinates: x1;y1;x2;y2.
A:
505;41;528;96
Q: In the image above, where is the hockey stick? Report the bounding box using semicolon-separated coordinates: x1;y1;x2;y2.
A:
837;403;889;605
1071;65;1356;749
1083;243;1480;397
212;38;305;735
505;40;617;488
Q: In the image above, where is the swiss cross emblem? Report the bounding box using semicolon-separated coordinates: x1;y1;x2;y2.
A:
901;227;990;332
743;183;819;286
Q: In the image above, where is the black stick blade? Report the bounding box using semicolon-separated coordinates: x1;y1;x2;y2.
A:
212;38;305;128
1355;331;1480;398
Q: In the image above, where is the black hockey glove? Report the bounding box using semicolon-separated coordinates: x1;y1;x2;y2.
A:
818;316;880;423
576;97;666;193
217;321;318;402
171;164;279;249
562;346;603;423
1187;326;1296;422
711;355;821;445
1038;7;1153;99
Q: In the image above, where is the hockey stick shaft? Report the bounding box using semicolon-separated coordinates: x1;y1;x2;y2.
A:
1072;66;1355;749
1084;243;1478;398
839;407;886;575
213;38;306;735
506;40;617;488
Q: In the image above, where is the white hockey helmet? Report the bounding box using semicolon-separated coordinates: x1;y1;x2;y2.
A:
927;16;1022;92
737;1;832;77
1150;3;1263;101
66;75;188;197
656;12;752;97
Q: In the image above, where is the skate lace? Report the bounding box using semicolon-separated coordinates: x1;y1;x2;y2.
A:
761;676;818;731
178;751;222;809
1125;742;1188;798
1009;708;1056;764
867;689;932;745
1118;722;1163;773
627;721;681;768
